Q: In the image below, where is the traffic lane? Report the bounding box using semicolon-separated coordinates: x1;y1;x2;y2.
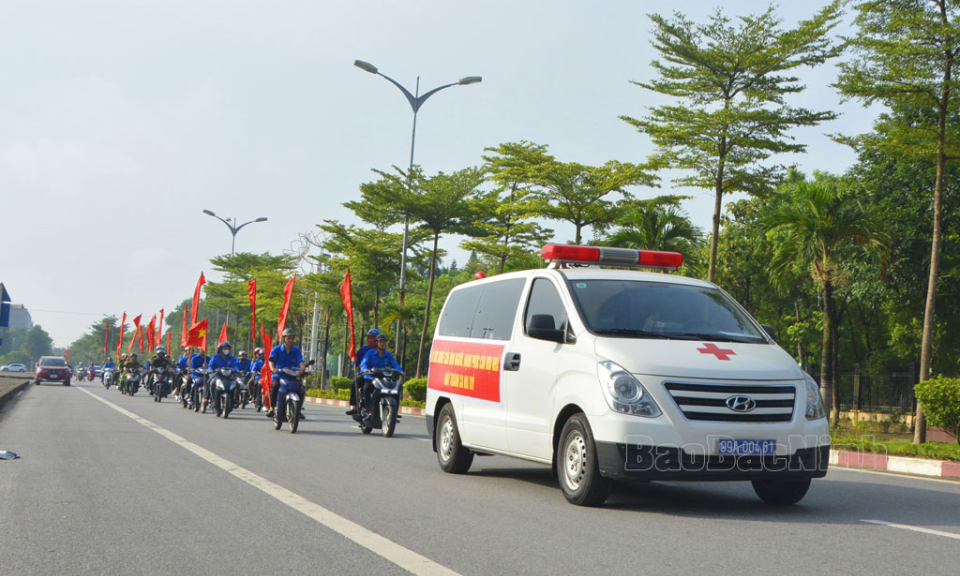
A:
0;383;411;576
81;384;960;576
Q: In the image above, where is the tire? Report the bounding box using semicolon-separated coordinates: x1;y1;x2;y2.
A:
752;478;811;505
361;425;373;434
274;411;282;430
556;414;610;507
201;398;208;414
436;404;473;474
287;399;298;434
222;394;232;419
64;380;71;386
381;403;397;438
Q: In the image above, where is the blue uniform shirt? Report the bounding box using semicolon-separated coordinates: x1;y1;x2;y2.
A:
269;344;304;371
177;355;189;370
354;345;372;368
209;354;236;371
103;362;116;370
235;358;252;371
252;358;264;374
360;348;402;379
190;354;208;374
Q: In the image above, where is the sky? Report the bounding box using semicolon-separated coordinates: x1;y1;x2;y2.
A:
0;0;880;347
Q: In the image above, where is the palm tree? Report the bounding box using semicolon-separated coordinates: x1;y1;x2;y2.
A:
604;200;701;260
761;172;889;426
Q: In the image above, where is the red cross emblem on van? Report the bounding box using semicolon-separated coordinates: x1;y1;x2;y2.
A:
697;342;736;361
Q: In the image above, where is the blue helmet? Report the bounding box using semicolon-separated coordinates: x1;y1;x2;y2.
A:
367;329;381;337
217;341;231;352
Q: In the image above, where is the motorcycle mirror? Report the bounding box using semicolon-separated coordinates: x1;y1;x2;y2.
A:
305;360;316;367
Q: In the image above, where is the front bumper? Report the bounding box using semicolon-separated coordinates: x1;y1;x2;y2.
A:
596;442;829;481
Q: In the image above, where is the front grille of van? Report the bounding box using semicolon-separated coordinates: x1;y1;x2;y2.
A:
662;382;796;423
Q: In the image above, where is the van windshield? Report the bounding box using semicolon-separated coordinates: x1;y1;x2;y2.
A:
566;280;767;344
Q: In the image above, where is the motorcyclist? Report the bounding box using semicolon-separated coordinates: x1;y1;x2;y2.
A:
149;346;173;396
359;334;404;415
346;329;379;416
208;341;236;403
118;354;128;387
122;353;141;393
251;347;265;411
101;358;117;383
175;348;191;399
267;328;305;420
190;347;209;409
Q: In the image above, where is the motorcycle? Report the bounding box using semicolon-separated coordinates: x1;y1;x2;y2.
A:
251;373;264;412
103;368;115;389
352;368;403;438
76;368;86;382
151;367;171;402
88;367;96;381
212;367;236;418
234;370;251;410
123;367;141;396
191;370;208;412
176;369;192;409
273;360;314;434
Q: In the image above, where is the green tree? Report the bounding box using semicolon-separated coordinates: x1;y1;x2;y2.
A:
23;325;53;362
622;3;843;282
601;197;701;261
835;0;960;443
67;316;122;365
761;172;889;425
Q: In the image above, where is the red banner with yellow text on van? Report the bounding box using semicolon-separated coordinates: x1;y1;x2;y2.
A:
427;339;505;403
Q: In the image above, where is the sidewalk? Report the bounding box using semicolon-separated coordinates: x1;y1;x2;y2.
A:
304;395;425;416
829;449;960;480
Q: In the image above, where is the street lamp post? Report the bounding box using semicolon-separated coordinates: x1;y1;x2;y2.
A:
202;210;268;327
353;60;481;309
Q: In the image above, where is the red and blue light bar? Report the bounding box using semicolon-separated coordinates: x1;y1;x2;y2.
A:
540;243;683;271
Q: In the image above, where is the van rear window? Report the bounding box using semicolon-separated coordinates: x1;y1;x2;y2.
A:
438;279;526;340
437;286;482;338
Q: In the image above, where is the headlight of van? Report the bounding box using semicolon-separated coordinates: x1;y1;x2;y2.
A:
597;361;661;418
804;372;826;421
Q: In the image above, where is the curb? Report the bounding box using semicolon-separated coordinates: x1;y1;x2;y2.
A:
830;449;960;480
0;379;32;411
304;396;425;416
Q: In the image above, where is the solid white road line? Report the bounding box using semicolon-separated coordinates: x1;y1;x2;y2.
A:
862;519;960;540
78;387;462;576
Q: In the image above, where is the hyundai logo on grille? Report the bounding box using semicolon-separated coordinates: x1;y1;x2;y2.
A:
725;395;756;412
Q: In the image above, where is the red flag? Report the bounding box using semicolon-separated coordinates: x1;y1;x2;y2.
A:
191;272;206;325
128;314;142;352
138;325;144;352
180;305;188;348
248;279;257;336
260;323;273;411
166;332;171;355
218;322;228;346
145;315;156;352
340;269;356;361
118;312;126;356
64;348;70;362
277;275;296;339
157;309;164;348
185;319;209;349
103;323;110;352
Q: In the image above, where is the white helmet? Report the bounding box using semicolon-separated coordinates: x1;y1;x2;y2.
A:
155;346;166;354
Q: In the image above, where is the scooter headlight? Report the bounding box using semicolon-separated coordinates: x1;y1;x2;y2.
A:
597;361;661;418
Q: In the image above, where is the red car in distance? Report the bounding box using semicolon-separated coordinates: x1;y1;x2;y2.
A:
35;356;72;386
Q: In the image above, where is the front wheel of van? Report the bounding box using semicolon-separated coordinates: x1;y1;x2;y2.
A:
557;414;610;507
751;478;811;505
436;404;473;474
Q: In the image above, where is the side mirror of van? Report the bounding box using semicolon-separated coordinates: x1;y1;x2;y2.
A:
528;314;565;344
761;325;776;341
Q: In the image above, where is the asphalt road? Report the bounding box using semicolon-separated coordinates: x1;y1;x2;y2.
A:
1;381;959;576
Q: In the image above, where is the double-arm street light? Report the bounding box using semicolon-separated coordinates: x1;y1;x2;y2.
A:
353;59;481;307
202;210;268;328
202;210;269;256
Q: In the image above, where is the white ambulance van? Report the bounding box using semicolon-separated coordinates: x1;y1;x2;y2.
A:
425;244;829;506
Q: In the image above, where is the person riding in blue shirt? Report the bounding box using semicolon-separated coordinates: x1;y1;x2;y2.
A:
346;328;380;416
189;348;209;410
359;333;404;413
101;359;117;383
251;347;265;374
208;341;236;404
235;350;252;372
267;328;305;420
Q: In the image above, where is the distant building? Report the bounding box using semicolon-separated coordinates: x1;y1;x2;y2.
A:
8;304;33;329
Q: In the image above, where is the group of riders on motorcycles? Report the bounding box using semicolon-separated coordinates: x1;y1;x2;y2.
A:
72;326;406;432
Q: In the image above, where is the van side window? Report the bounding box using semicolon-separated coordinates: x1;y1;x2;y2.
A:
437;285;482;338
524;279;568;336
470;278;526;340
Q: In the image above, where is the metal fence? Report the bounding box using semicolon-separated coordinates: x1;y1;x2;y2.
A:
836;372;919;414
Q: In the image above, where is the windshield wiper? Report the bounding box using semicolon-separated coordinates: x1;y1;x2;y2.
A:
669;332;760;344
593;328;672;339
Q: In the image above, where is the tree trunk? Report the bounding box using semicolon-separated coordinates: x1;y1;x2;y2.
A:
794;300;805;368
373;286;380;328
820;280;836;426
916;56;952;444
707;147;726;283
320;320;330;389
415;233;440;378
831;306;841;425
